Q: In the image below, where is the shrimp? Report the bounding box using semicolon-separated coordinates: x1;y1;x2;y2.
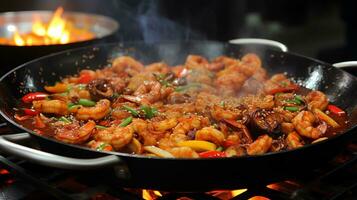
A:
195;126;225;145
150;118;178;132
126;73;155;92
145;62;170;74
111;108;131;120
187;68;214;85
131;118;161;146
94;125;134;150
215;72;248;94
169;146;199;158
33;100;68;115
68;87;91;100
292;111;327;139
210;104;241;121
111;56;144;76
76;99;111;120
133;81;162;104
286;131;304;150
185;55;209;69
172;115;210;135
246;134;273;155
212;56;238;68
281;122;295;134
55;120;95;144
306;91;329;111
263;73;294;93
239;53;263;77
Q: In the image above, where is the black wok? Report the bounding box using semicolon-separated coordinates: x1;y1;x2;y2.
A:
0;41;356;191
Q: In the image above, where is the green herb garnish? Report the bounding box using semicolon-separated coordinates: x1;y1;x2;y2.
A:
140;105;158;119
95;125;108;130
59;116;71;123
119;116;133;127
284;106;299;112
122;105;139;117
175;83;201;92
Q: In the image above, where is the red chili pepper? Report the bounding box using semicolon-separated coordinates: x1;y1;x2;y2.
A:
222;140;236;148
99;120;111;126
77;73;93;84
267;84;299;95
34;115;46;128
22;92;48;103
199;150;226;158
23;108;40;116
327;105;345;116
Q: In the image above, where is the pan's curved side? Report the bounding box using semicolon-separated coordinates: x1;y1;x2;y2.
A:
0;41;356;190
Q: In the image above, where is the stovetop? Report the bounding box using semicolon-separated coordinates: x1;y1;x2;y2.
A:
0;121;356;200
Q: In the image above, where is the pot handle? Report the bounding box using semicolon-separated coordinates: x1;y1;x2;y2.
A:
0;133;121;170
229;38;288;52
333;61;357;68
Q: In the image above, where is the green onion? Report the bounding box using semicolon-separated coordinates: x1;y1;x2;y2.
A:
295;95;304;103
285;99;301;104
112;93;120;98
175;83;201;92
220;101;225;107
96;143;107;151
78;99;96;107
59;92;68;97
140;105;158;119
59;116;71;123
284;106;299;112
119;116;133;127
77;84;87;90
216;146;224;151
66;85;73;92
95;125;107;130
280;82;288;87
68;103;81;110
122;105;139;117
68;105;81;110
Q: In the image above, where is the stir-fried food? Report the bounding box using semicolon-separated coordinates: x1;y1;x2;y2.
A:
15;53;349;158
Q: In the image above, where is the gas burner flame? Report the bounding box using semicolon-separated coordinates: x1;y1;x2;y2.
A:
141;188;271;200
1;7;95;46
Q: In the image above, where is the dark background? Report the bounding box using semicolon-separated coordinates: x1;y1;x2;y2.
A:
1;0;356;64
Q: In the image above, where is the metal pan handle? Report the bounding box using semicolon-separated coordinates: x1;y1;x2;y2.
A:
333;61;357;68
0;133;121;170
229;38;288;52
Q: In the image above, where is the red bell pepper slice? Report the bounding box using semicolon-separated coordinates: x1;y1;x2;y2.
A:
327;105;345;116
222;140;236;148
199;150;226;158
266;84;299;95
23;108;40;116
22;92;48;103
77;73;93;84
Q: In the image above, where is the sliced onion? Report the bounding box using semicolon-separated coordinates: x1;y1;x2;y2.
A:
143;146;174;158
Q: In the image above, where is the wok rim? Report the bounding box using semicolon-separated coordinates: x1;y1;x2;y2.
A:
0;40;356;161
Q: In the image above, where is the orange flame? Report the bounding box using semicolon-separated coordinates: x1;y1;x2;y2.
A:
2;7;94;46
142;189;162;200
